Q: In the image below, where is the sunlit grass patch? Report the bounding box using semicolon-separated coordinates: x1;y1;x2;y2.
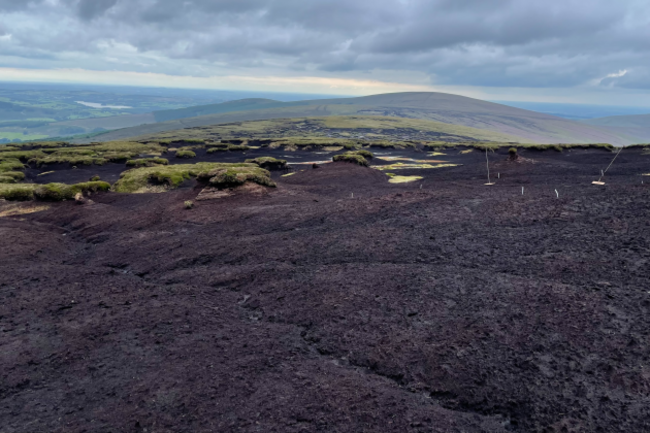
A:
460;149;473;154
388;175;423;184
0;204;50;218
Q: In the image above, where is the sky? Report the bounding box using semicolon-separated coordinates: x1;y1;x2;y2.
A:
0;0;649;106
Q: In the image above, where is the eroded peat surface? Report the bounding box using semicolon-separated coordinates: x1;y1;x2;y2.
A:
1;148;650;432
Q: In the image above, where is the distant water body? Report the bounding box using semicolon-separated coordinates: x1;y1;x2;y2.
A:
76;101;132;109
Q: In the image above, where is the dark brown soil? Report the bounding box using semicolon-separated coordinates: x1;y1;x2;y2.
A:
2;149;650;432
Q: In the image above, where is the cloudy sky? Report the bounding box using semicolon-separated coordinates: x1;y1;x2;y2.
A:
0;0;649;105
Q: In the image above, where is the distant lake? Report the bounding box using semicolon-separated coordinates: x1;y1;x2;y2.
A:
76;101;132;109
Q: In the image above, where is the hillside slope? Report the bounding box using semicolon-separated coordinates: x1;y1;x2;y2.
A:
87;92;636;145
581;114;650;142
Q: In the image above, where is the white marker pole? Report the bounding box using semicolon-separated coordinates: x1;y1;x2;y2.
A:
555;189;559;199
522;187;524;195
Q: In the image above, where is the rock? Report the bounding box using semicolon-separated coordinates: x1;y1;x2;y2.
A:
312;163;320;169
74;193;86;205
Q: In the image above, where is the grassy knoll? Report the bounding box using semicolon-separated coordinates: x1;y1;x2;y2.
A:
113;162;258;193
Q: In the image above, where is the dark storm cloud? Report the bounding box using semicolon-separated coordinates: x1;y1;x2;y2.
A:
0;0;648;89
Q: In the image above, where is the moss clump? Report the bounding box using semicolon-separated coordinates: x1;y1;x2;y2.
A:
0;171;26;183
333;151;370;166
227;145;250;151
126;158;169;168
354;149;374;159
0;181;110;202
197;166;276;189
113;162;254;193
244;157;288;170
175;150;196;159
184;200;194;209
0;184;36;201
207;147;228;154
33;181;111;201
0;158;25;173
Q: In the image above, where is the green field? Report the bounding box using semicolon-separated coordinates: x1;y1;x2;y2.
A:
0;132;49;141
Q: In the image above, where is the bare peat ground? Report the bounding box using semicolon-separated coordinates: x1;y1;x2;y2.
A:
1;149;650;432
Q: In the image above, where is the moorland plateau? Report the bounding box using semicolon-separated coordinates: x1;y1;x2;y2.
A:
1;113;649;432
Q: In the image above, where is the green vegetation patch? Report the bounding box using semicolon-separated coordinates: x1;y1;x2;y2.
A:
227;145;250;151
0;140;167;167
244;157;288;170
0;158;25;173
113;162;255;193
175;149;197;159
0;181;110;201
197;166;276;189
332;151;371;166
33;181;111;201
0;171;26;184
126;158;170;168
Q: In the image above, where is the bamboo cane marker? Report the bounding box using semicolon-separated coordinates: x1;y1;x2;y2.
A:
593;146;623;185
485;148;495;186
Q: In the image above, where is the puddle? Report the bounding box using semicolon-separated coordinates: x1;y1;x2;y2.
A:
374;163;460;171
377;156;446;163
290;161;332;165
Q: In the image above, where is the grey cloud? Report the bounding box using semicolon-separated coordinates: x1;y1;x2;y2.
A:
0;0;649;90
77;0;118;20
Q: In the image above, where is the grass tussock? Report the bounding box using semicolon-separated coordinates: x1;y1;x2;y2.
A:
113;162;255;193
0;141;166;168
244;157;288;170
0;171;26;183
126;158;169;168
175;149;197;159
197;166;275;189
333;151;371;166
0;181;110;202
0;158;25;173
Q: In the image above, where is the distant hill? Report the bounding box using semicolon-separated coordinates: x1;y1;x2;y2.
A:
83;92;638;145
580;114;650;143
133;115;529;145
